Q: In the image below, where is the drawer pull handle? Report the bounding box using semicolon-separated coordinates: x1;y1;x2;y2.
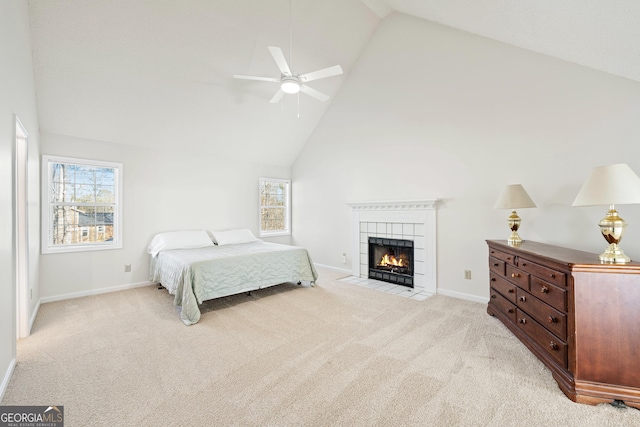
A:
521;262;527;266
519;296;526;302
508;289;514;293
549;342;558;351
541;286;549;293
519;318;526;324
493;263;499;267
491;278;496;282
507;257;511;260
491;294;496;299
508;309;514;313
511;273;521;278
548;316;557;323
550;274;556;279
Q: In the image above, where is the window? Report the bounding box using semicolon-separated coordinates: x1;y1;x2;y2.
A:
42;155;123;253
259;177;291;237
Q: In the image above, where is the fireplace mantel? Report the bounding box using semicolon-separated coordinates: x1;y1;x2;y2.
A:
349;199;439;293
347;200;439;211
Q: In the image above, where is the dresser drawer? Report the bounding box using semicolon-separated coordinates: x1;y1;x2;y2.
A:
518;258;566;287
490;272;517;303
529;276;567;312
489;249;517;265
516;289;567;340
489;257;506;276
489;289;516;324
506;264;529;290
516;310;567;368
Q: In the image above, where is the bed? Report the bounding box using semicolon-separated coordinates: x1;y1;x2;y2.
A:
148;229;318;325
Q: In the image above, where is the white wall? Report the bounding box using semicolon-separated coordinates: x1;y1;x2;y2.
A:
0;1;41;400
291;13;640;300
39;133;290;299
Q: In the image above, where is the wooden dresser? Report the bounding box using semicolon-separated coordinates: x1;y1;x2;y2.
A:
486;240;640;409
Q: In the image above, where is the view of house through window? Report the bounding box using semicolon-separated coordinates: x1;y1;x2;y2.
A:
259;177;291;237
42;156;122;253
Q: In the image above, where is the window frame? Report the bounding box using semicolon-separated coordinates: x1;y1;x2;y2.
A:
258;177;291;238
41;155;123;254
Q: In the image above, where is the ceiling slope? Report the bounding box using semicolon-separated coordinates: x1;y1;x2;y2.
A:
28;0;380;167
379;0;640;83
28;1;640;168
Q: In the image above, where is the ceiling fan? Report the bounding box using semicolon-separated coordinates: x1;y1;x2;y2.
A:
233;1;343;103
234;47;343;103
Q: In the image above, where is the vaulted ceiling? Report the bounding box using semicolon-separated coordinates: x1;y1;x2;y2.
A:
28;0;640;167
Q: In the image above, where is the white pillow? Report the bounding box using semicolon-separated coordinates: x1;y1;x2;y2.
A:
147;230;214;257
211;229;259;246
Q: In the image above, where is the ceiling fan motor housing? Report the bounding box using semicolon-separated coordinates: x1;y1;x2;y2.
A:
280;75;301;93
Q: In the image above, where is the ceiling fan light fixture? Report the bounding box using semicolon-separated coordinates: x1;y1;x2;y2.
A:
281;77;301;94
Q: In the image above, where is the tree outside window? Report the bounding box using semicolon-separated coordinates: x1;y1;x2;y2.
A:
42;156;122;253
259;178;291;237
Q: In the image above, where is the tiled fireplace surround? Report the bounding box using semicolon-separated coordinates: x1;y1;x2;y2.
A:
348;200;438;294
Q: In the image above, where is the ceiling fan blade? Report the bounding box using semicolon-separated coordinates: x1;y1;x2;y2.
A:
233;74;279;82
299;65;343;83
267;46;292;76
269;89;285;104
300;85;330;102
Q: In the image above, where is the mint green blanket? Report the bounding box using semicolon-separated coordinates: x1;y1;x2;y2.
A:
150;241;318;325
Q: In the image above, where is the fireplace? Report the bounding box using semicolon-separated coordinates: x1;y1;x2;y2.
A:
349;199;438;293
368;237;414;287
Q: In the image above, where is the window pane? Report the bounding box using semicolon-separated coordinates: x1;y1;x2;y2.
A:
75;166;95;184
261;207;285;231
51;225;79;245
74;183;95;203
96;185;115;203
51;205;115;245
51;179;74;203
263;182;285;206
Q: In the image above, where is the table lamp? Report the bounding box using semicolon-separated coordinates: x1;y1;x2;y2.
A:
494;184;537;246
572;163;640;263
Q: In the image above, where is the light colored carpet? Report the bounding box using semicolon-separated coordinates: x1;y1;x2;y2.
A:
2;267;639;426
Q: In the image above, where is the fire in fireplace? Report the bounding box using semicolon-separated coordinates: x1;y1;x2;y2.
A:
368;237;414;287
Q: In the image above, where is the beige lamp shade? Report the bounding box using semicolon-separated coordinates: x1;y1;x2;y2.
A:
572;163;640;263
572;163;640;206
494;184;536;210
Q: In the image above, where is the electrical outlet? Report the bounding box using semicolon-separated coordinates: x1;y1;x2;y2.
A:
125;264;132;272
341;253;347;264
464;270;471;280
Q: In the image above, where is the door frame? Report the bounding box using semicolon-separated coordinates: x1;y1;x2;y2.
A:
15;116;29;338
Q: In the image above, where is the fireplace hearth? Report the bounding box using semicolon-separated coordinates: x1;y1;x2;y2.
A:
368;237;414;287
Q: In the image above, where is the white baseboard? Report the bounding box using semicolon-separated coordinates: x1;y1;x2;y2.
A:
437;288;489;304
314;263;352;276
0;358;16;403
40;281;155;304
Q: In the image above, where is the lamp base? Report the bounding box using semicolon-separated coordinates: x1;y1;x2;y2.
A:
598;207;630;263
507;210;523;246
508;231;523;247
599;243;631;264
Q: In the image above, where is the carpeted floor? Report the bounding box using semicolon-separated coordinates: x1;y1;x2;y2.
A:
2;267;639;426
